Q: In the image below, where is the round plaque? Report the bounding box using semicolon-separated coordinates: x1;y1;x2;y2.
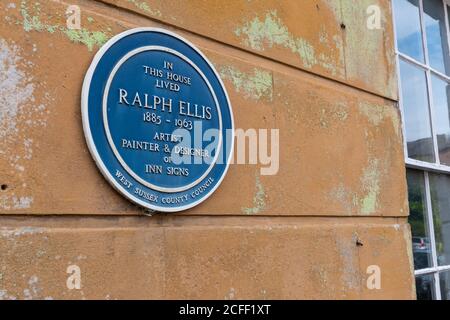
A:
82;28;234;212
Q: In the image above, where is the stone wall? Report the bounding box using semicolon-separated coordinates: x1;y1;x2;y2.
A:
0;0;414;299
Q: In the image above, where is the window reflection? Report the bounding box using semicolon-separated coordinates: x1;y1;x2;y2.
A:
423;0;450;74
429;174;450;266
416;274;436;300
440;271;450;299
394;0;425;62
400;60;435;162
431;76;450;165
394;0;450;301
407;169;433;269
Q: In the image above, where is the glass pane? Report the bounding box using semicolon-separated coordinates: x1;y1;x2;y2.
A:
440;271;450;299
407;169;433;269
429;173;450;266
416;274;436;300
431;75;450;165
423;0;449;74
400;60;435;162
393;0;425;62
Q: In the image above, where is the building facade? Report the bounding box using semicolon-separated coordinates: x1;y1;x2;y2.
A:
0;0;426;299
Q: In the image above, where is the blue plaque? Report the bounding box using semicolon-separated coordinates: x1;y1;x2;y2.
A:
82;28;234;212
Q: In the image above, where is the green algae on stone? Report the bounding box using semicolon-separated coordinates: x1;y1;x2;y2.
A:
19;0;111;51
337;0;397;99
242;174;266;215
218;65;273;101
359;101;400;137
360;159;381;215
126;0;162;17
62;28;109;51
327;157;382;216
235;10;341;75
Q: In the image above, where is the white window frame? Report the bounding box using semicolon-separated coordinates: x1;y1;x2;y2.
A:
392;0;450;300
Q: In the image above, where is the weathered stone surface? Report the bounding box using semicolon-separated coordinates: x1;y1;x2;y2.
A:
99;0;397;100
0;0;406;216
0;0;413;300
0;217;415;299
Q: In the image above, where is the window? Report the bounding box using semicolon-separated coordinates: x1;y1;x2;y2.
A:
393;0;450;299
